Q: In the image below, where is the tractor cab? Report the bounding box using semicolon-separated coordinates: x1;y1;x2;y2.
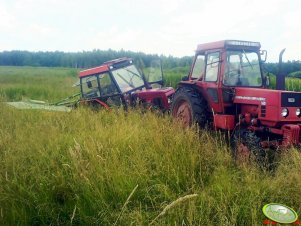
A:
179;40;266;114
189;40;265;88
78;58;174;111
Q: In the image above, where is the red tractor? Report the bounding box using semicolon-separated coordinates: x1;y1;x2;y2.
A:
78;58;174;111
171;40;301;160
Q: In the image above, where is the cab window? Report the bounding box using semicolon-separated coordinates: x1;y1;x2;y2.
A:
81;75;100;98
223;50;262;87
205;52;220;82
191;55;205;79
98;73;118;96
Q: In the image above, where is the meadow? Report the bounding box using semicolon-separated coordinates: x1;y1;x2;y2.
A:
0;66;301;225
0;66;78;101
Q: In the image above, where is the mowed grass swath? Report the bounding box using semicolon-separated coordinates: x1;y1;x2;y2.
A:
0;66;300;225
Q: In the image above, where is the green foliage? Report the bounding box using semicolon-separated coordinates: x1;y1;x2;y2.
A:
288;71;301;79
264;61;301;76
3;49;301;77
0;50;193;69
265;73;301;91
163;66;190;87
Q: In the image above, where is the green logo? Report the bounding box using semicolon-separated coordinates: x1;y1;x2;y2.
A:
262;203;298;224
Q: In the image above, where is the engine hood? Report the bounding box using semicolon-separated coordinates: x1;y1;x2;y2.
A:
233;88;301;127
234;88;301;106
233;88;280;106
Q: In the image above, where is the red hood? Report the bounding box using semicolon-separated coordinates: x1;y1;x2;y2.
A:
233;88;280;106
234;87;301;126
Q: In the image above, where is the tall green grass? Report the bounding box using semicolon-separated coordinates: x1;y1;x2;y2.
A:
0;105;300;225
269;73;301;91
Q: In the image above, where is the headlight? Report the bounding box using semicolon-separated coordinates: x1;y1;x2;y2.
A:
167;96;172;104
281;108;289;117
296;108;301;117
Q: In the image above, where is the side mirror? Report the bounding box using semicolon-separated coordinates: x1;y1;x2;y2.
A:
182;75;189;81
260;50;267;62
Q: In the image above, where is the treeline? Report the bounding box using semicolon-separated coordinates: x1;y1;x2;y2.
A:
264;61;301;77
1;50;301;76
0;50;192;69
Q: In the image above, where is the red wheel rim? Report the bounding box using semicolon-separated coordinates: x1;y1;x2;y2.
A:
173;100;192;127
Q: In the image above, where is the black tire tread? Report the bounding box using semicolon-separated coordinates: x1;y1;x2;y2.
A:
171;87;211;127
231;128;266;163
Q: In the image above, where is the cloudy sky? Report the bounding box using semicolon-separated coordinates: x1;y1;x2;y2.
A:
0;0;301;61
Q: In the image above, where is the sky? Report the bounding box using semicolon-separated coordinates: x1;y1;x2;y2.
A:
0;0;301;62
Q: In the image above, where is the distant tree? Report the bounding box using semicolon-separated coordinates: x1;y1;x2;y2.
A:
1;50;301;75
264;61;301;76
0;49;195;69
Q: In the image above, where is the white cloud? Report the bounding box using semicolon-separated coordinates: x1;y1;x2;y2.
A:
27;24;58;37
0;3;17;31
87;27;143;50
1;0;301;61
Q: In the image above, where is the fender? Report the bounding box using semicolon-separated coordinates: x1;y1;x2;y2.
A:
177;81;210;108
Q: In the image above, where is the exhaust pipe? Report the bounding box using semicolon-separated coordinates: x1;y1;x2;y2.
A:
276;48;286;90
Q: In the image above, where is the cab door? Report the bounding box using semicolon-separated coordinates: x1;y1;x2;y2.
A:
192;51;223;113
203;51;223;113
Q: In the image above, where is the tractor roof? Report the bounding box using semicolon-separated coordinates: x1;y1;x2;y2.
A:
79;57;132;78
196;40;261;53
79;65;109;78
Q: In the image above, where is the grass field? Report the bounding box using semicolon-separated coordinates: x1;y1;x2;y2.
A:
0;66;78;102
0;66;301;225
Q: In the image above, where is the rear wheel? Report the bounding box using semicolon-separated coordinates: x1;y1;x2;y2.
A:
171;87;210;127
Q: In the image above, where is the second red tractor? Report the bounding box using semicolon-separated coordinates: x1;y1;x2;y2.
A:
171;40;301;160
78;58;174;111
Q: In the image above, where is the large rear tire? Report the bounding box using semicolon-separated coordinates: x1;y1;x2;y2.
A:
171;87;210;127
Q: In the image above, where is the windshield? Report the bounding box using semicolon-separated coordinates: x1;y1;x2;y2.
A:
223;50;262;87
111;65;145;93
146;59;163;84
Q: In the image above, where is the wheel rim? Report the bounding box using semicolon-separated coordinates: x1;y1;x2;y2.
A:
173;100;192;127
